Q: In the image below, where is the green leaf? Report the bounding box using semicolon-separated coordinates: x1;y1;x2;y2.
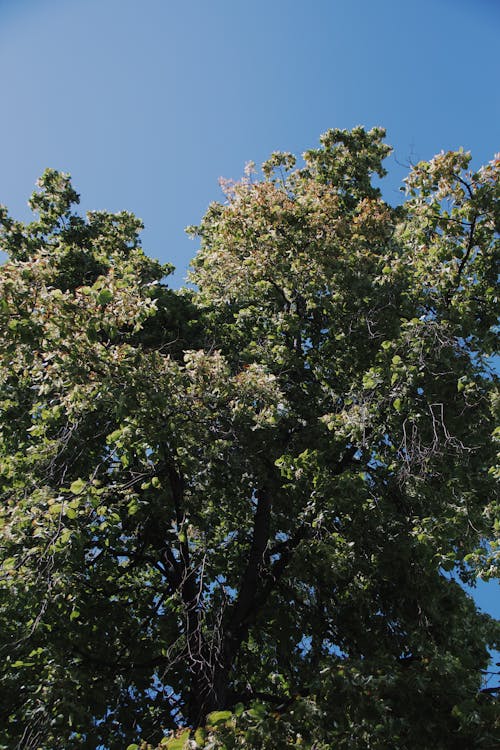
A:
69;478;86;495
97;289;113;305
162;729;191;748
127;498;139;516
194;727;207;746
233;702;245;717
206;710;232;726
247;703;267;720
362;374;376;389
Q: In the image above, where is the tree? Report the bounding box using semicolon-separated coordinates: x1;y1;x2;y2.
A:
0;129;498;750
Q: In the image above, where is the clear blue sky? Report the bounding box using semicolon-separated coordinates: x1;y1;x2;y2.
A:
0;0;498;618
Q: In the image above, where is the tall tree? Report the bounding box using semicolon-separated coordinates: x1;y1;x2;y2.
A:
0;130;498;750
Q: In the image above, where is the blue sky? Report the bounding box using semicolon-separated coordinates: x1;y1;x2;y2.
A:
0;0;498;618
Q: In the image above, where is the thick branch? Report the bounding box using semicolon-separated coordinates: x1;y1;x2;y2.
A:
232;445;358;632
231;487;272;629
168;464;185;530
165;465;199;609
252;524;311;618
68;641;174;675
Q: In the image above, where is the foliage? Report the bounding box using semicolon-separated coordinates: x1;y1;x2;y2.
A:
0;130;499;749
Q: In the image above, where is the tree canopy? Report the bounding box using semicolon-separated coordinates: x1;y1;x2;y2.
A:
0;128;499;750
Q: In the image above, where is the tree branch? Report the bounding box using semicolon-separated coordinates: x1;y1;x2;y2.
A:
232;445;358;632
445;212;478;305
231;487;272;629
480;686;500;695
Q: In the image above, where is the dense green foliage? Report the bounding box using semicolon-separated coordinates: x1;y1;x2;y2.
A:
0;129;499;749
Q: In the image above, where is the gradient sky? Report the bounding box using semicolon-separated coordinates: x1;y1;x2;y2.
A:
0;0;498;618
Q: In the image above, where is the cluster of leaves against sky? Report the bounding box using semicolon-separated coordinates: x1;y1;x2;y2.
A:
0;127;499;750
